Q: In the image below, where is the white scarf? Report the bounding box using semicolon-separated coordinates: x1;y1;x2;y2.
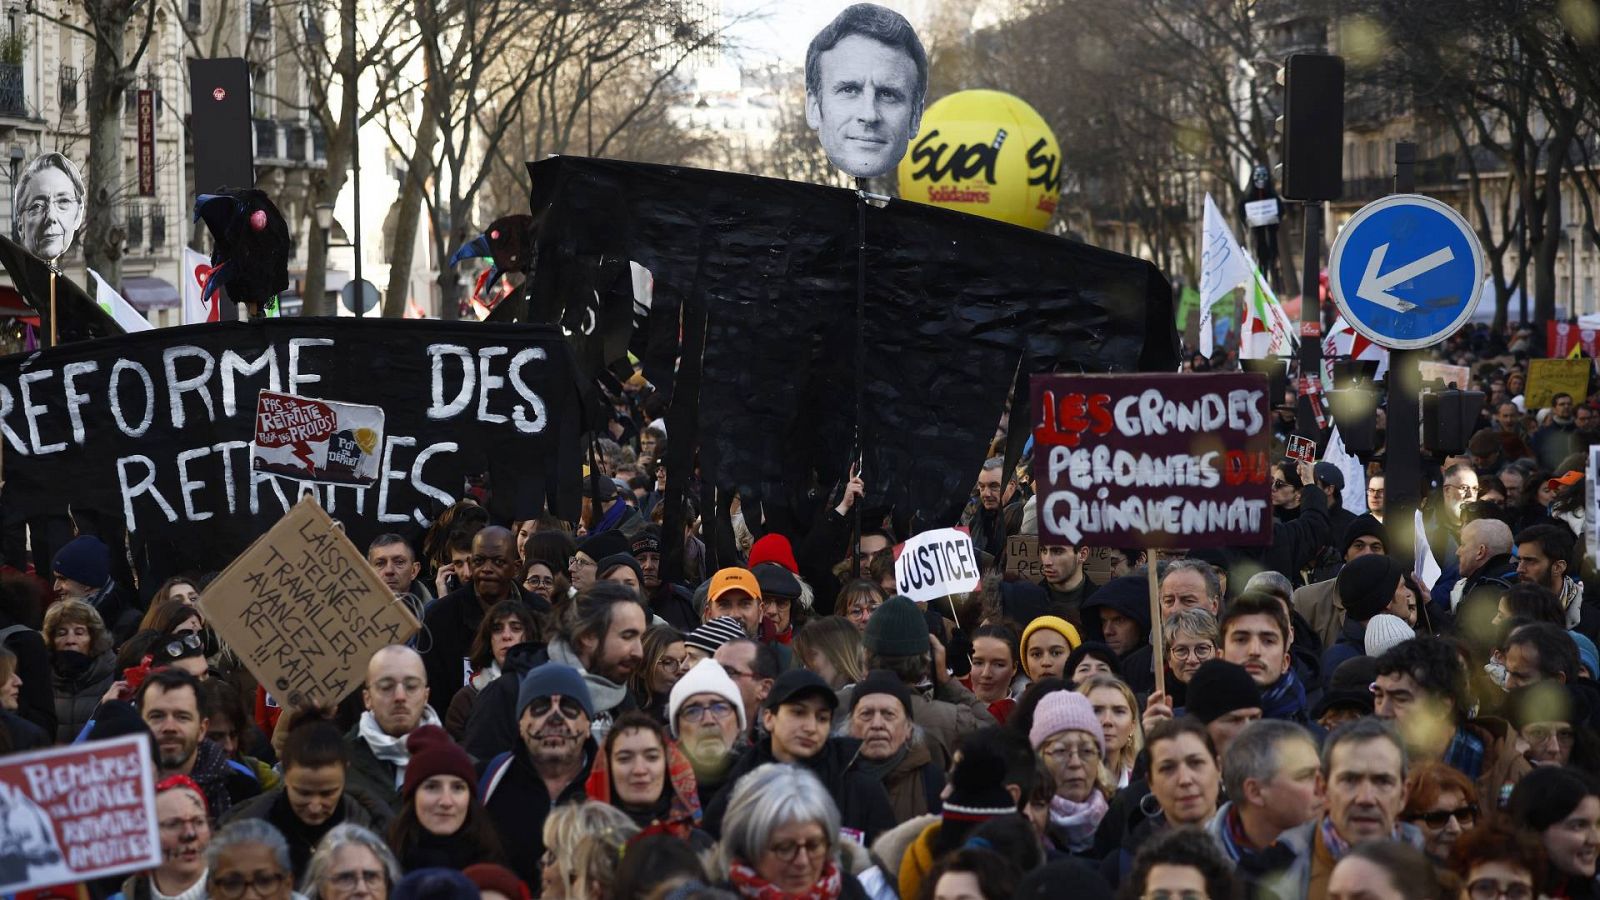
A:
358;707;443;788
471;662;502;691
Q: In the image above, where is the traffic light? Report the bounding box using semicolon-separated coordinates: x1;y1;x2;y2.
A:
1280;54;1344;201
1327;386;1378;454
1421;388;1486;455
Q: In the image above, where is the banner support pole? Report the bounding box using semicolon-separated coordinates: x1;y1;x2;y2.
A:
1149;559;1165;698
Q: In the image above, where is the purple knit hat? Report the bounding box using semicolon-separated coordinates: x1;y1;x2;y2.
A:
1029;690;1105;756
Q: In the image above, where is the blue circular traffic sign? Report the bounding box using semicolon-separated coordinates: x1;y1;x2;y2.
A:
1328;194;1485;350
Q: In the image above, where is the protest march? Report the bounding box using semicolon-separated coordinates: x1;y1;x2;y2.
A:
0;3;1597;900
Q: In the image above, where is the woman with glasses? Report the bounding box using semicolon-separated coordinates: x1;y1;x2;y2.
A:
1029;690;1111;855
834;579;885;634
717;763;870;900
444;600;540;740
1160;609;1220;710
583;711;713;848
1402;761;1479;865
631;625;689;722
385;725;502;871
206;819;298;900
795;617;866;694
1077;675;1142;791
112;776;213;900
1448;824;1546;900
522;559;558;604
1508;766;1600;900
303;824;400;900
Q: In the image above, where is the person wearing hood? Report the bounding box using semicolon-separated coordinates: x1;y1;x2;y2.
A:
222;714;386;881
1323;554;1413;678
633;526;698;631
583;710;714;850
1273;718;1425;900
44;597;117;742
480;664;598;887
700;669;895;844
1293;514;1392;650
52;534;140;644
846;669;945;821
543;580;647;741
1082;575;1152;667
385;725;503;871
420;526;547;718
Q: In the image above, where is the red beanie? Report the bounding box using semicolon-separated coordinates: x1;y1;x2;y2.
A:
400;725;477;800
462;864;530;900
748;534;798;574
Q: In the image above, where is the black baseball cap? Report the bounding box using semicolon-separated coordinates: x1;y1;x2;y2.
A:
764;669;838;711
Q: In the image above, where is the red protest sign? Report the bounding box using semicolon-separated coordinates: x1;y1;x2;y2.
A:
251;391;386;485
0;734;160;893
1548;321;1600;358
1031;372;1273;549
1287;435;1317;464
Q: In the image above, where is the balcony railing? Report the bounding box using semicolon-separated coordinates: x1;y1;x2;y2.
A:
125;207;144;247
59;65;77;111
151;209;166;249
254;118;277;158
0;63;24;118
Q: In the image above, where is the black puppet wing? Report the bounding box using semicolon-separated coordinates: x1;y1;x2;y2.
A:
193;189;290;313
0;234;124;342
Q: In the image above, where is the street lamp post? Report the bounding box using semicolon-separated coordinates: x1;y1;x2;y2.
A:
1566;222;1582;318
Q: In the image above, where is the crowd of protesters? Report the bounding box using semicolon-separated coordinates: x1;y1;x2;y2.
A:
0;322;1597;900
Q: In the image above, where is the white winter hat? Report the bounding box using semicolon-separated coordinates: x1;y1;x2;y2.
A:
1364;614;1415;658
667;657;746;738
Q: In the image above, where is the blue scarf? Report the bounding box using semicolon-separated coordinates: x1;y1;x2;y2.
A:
1259;667;1307;721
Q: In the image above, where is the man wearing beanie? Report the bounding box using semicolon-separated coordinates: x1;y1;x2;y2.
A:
683;616;748;663
481;663;597;886
422;526;543;716
1292;513;1391;649
848;595;995;758
700;669;894;845
632;526;698;630
896;727;1032;900
848;669;945;821
1323;553;1408;678
571;530;630;594
52;534;138;644
668;658;748;806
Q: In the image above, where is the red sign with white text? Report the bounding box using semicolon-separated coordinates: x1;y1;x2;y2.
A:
1031;373;1272;549
1548;321;1600;358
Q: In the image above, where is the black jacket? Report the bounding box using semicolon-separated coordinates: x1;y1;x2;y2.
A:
223;786;385;881
0;623;56;739
701;736;895;845
463;642;548;761
421;583;549;716
649;584;699;632
480;740;596;886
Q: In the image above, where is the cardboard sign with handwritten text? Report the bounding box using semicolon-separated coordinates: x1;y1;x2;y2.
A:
1526;358;1591;409
1004;534;1041;580
199;497;419;707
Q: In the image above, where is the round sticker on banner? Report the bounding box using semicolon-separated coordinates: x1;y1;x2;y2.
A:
1328;193;1485;350
213;87;226;101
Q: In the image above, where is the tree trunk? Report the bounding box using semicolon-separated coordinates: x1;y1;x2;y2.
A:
381;107;437;318
84;17;127;287
1535;129;1573;325
303;0;360;318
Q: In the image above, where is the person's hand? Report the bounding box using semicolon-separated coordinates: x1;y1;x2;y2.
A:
434;565;455;598
836;463;865;516
929;632;950;685
1142;690;1174;733
101;679;130;705
1296;460;1315;488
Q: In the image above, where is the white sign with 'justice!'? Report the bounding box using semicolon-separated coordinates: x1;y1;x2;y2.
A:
895;527;983;603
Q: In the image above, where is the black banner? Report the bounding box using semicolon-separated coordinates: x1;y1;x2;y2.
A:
0;319;584;569
524;156;1178;535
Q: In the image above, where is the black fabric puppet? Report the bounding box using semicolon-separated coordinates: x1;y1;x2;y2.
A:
193;189;290;316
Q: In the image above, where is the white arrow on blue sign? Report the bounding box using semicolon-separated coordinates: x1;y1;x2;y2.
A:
1328;194;1486;350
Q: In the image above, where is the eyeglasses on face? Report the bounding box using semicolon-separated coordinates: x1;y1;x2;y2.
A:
1041;742;1101;765
210;872;287;899
1169;643;1214;662
656;655;690;672
1272;480;1291;490
1523;724;1577;746
569;556;597;570
767;837;829;863
1445;483;1478;496
1467;878;1533;900
679;700;736;723
159;632;205;659
526;695;584;720
524;575;556;587
1407;805;1477;828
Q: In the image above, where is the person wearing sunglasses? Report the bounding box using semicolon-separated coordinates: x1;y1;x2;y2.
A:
302;824;400;900
481;663;596;888
1402;761;1480;865
206;819;296;900
1448;823;1546;900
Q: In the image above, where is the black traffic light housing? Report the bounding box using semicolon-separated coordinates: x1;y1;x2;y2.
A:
1421;388;1486;455
1280;54;1345;201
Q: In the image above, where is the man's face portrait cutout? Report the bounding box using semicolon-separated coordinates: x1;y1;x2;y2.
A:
805;4;926;180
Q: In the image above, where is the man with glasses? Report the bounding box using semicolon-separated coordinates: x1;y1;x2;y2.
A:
569;530;629;595
701;669;895;844
668;657;748;806
345;645;440;814
420;526;543;715
714;638;777;739
1365;474;1386;523
1426;464;1479;569
481;663;596;886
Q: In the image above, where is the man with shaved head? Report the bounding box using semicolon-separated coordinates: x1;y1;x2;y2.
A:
421;525;546;714
1451;517;1517;613
346;644;439;815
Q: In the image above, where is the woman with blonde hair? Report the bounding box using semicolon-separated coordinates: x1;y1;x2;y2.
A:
794;617;865;691
1029;691;1111;855
1076;674;1143;789
539;801;638;900
43;598;115;742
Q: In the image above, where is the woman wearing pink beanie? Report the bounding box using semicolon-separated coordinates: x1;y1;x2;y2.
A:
1029;690;1111;855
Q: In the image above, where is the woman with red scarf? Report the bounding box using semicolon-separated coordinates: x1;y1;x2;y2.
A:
584;711;714;852
715;763;873;900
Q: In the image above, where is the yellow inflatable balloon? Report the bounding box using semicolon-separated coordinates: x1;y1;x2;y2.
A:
896;90;1062;231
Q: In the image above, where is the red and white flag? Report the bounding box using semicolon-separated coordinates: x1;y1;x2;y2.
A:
182;247;219;324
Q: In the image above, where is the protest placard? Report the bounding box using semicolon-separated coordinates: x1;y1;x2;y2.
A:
200;496;419;708
252;391;385;485
1417;361;1471;388
1004;534;1041;581
1286;435;1316;464
1030;373;1273;549
1588;446;1599;563
1526;358;1591;408
0;734;160;894
895;527;983;604
1547;322;1600;359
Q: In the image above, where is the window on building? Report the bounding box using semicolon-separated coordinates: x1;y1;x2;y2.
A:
125;206;144;247
150;207;166;249
58;65;77;111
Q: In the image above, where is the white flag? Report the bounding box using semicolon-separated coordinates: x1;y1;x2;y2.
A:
1199;194;1253;359
1414;509;1442;592
182;247;216;325
87;268;153;332
1324;426;1367;514
1241;264;1298;359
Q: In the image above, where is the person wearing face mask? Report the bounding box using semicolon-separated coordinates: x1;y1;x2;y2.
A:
443;600;539;741
847;670;944;821
44;598;116;743
223;713;386;881
110;776;213;900
583;711;713;850
385;725;501;871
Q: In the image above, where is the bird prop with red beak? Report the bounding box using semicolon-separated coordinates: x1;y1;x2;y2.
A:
194;189;290;317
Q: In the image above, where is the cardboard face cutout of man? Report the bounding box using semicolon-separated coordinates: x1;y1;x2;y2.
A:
805;3;927;180
13;153;85;261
